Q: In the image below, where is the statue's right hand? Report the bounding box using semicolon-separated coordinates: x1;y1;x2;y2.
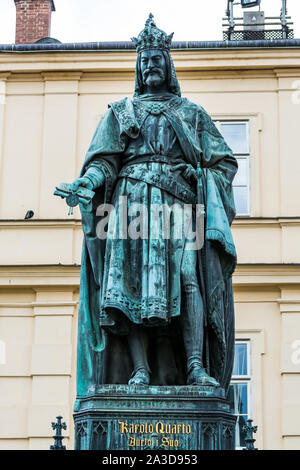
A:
70;177;93;193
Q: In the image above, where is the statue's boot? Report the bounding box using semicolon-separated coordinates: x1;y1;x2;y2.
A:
127;323;150;385
128;368;150;385
181;256;219;387
187;363;219;387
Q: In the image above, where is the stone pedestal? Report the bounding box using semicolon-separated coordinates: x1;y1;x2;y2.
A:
74;385;236;450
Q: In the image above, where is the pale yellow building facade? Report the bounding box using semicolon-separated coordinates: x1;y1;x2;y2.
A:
0;46;300;450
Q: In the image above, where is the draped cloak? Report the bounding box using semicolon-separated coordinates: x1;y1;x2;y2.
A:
74;94;238;412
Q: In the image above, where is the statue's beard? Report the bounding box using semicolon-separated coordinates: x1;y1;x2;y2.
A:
143;69;166;89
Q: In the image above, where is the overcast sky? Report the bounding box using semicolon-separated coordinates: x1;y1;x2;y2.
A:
0;0;299;44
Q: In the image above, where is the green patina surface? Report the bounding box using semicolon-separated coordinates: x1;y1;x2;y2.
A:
56;15;238;450
73;86;237;402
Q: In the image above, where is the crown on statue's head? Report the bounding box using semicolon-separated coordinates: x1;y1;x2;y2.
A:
131;13;174;53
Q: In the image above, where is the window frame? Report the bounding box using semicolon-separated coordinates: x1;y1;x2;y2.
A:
230;339;253;449
214;119;251;217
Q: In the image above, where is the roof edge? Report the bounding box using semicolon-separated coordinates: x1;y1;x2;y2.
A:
0;39;300;53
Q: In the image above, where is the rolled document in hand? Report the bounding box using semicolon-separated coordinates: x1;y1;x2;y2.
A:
54;182;95;206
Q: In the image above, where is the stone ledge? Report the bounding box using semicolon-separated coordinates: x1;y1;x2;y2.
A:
83;384;225;397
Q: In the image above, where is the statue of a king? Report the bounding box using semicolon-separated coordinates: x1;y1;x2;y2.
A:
61;15;238;409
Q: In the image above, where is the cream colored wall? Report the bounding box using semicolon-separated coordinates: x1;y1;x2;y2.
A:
0;48;300;449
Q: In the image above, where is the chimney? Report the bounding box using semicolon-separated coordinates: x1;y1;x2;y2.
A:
14;0;56;44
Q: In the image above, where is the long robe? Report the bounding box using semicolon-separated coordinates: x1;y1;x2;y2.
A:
74;94;237;411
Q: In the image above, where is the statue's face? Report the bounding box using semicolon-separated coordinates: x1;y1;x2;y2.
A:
140;49;167;90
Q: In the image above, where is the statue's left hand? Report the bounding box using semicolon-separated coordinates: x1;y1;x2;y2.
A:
170;163;197;183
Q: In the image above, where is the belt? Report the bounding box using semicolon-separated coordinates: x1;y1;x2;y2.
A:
118;164;197;205
122;154;186;168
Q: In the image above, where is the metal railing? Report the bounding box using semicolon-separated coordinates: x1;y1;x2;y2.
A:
223;0;294;41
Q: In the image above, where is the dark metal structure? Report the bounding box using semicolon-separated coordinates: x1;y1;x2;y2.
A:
241;0;261;8
223;0;294;41
242;419;258;450
50;416;67;450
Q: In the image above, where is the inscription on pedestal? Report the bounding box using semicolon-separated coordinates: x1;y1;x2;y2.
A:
74;385;236;450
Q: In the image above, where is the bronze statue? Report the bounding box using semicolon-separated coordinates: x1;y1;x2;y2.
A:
56;15;237;407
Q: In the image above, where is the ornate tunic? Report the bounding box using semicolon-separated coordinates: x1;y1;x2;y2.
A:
96;97;197;330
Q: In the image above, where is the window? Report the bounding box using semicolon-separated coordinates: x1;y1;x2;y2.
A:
229;340;252;448
214;121;250;216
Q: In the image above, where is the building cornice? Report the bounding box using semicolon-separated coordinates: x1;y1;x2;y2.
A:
0;72;11;80
0;265;80;287
0;264;299;287
233;264;300;287
0;48;300;75
1;217;300;229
